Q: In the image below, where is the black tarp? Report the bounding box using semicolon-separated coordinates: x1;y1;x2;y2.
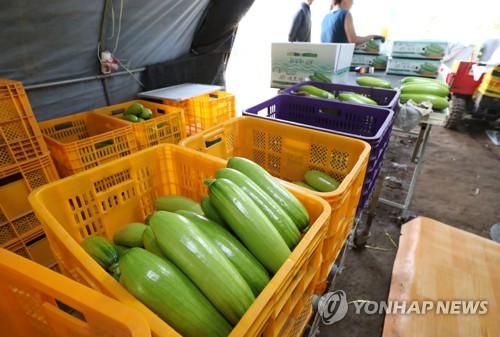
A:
0;0;254;121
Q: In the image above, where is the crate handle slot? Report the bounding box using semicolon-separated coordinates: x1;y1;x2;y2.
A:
109;108;126;116
205;137;222;148
0;172;22;187
42;300;88;328
318;107;341;117
54;121;75;131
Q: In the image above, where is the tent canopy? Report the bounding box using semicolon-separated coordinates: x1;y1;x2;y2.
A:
0;0;254;121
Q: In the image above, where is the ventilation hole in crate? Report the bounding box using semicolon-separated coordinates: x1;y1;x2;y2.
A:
267;154;281;176
252;150;265;167
0;223;16;245
26;170;47;191
310;144;327;167
13;212;40;236
13;246;31;259
252;129;265;149
330;149;349;172
0;147;15;167
3;120;29;141
268;134;282;153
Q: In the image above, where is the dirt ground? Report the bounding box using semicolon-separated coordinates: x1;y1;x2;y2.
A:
312;120;500;336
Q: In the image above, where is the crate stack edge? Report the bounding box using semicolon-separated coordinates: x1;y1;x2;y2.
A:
0;78;59;269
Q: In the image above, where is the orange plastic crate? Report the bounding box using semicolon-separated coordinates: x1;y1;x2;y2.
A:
4;229;57;268
0;248;151;337
179;116;371;293
92;100;186;150
38;112;139;177
0;153;59;247
162;91;236;135
29;144;331;337
0;79;49;169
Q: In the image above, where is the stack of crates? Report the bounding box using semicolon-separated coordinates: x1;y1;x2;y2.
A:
0;79;59;270
29;144;332;337
249;83;400;217
160;90;236;136
178;116;371;293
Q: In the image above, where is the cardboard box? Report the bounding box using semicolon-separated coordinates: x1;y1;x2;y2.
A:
353;40;383;54
387;57;442;78
350;53;388;70
271;42;354;88
391;40;448;59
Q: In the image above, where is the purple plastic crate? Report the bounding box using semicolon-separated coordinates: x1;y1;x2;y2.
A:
281;80;400;112
243;94;395;215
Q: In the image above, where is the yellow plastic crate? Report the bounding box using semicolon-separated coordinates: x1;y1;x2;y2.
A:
0;79;49;169
179;116;371;293
92;100;187;150
0;153;59;247
162;91;236;135
0;248;151;337
29;144;331;337
38;112;139;177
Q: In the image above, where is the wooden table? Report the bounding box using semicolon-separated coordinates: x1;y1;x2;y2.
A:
383;217;500;336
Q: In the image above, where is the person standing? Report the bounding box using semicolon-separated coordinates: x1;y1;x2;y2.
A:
289;0;314;42
320;0;384;44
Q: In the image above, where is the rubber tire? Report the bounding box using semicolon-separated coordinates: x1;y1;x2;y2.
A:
444;95;467;130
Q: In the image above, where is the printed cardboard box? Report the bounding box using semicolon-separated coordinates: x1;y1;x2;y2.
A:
271;42;355;88
391;40;448;59
353;39;383;54
387;57;442;78
350;53;388;70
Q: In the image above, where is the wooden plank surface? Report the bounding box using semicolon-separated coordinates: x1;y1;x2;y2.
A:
383;217;500;337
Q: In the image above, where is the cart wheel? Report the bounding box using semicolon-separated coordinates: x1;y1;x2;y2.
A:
444;95;467;130
352;229;370;249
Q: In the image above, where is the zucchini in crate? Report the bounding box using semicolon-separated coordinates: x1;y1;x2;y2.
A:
113;222;148;248
80;236;120;275
227;157;310;231
150;211;255;325
304;169;340;192
215;167;300;249
206;178;292;274
119;247;233;337
200;196;229;229
154;195;204;215
177;210;271;296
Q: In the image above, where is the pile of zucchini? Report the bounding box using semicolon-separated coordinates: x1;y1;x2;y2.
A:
80;157;311;337
398;76;450;110
293;75;397;106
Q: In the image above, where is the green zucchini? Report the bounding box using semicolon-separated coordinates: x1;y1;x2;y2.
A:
399;76;448;88
119;247;233;337
200;196;229;229
304;170;340;192
400;83;449;97
114;244;129;257
150;211;255;325
293;181;318;191
297;85;335;99
207;178;291;274
337;92;378;105
142;226;166;259
227;157;310;231
154;195;204;215
313;71;332;83
399;93;449;110
113;222;148;248
80;236;119;273
356;76;393;89
215;167;300;249
177;210;271;296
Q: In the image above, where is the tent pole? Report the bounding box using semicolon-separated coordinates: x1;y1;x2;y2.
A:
24;68;145;90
